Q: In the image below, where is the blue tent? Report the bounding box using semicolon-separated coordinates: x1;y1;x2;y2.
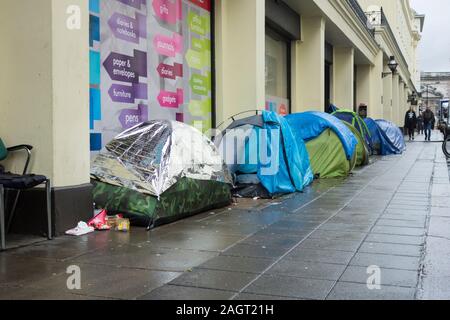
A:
217;111;313;197
286;111;359;178
285;112;357;160
364;118;401;155
375;119;406;154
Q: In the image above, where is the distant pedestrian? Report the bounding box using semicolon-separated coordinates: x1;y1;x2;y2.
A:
416;114;424;135
404;107;417;141
423;107;435;142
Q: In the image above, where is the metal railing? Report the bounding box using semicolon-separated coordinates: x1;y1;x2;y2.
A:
347;0;375;36
365;8;409;71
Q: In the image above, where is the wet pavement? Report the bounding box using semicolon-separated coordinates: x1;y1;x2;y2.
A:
1;133;449;300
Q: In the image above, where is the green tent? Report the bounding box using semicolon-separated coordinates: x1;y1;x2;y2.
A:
91;121;233;229
332;109;373;153
305;129;357;178
343;122;370;166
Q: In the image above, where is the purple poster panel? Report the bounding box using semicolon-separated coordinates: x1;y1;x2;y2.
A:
90;0;212;153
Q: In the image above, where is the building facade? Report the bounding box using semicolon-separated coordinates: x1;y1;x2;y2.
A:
0;0;424;232
421;72;450;112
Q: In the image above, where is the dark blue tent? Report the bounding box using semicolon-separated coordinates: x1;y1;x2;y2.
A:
375;120;406;154
327;104;339;114
364;118;402;155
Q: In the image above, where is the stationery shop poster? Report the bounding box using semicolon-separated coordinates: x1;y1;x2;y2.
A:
89;0;212;152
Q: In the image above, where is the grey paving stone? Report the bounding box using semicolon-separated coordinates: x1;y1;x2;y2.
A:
428;216;450;238
327;216;377;226
371;226;426;237
138;285;235;300
430;207;450;217
318;223;372;233
365;234;425;246
29;264;180;300
327;282;416;300
4;237;108;261
0;286;106;300
384;209;428;216
381;214;427;223
420;276;450;300
286;248;354;265
73;245;217;272
0;255;67;287
308;230;368;242
431;197;450;208
147;232;244;252
387;205;429;214
240;235;304;250
267;259;347;281
359;242;423;257
340;266;419;288
232;293;301;300
375;219;425;228
295;238;362;252
350;253;420;271
244;275;335;300
251;227;313;239
167;221;262;237
270;220;321;231
170;269;257;292
222;244;288;259
390;199;429;206
200;256;275;274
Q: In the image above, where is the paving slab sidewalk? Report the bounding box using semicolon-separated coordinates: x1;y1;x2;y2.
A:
0;137;448;300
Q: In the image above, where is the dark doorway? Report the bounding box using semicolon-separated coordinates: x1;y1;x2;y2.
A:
325;62;331;112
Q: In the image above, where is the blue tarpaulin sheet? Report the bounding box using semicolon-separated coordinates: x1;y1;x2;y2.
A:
364;118;401;155
375;119;406;154
236;111;314;195
285;112;358;160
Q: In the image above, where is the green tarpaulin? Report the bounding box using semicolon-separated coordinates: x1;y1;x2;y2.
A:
92;178;231;228
343;122;370;166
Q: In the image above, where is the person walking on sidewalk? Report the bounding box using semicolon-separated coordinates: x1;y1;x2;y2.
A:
423;106;435;142
417;113;424;135
404;106;417;141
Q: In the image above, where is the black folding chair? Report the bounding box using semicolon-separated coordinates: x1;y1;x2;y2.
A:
0;144;52;251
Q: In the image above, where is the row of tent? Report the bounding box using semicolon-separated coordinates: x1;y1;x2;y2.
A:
90;109;406;229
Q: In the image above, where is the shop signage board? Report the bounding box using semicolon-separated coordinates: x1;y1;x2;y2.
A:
89;0;212;152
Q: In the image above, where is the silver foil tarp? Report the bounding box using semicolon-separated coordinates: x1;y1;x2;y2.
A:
91;120;233;198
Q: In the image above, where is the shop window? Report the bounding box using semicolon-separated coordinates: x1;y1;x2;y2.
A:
265;28;291;116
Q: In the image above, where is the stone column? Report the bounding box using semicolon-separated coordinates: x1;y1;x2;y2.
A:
332;47;354;109
214;0;265;124
382;68;393;121
392;73;400;126
0;0;92;234
291;17;325;113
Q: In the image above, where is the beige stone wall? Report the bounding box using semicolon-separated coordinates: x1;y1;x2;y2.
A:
0;0;90;187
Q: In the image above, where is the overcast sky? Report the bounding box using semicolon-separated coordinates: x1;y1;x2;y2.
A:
410;0;450;72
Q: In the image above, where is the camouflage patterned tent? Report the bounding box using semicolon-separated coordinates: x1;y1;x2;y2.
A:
91;121;233;228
